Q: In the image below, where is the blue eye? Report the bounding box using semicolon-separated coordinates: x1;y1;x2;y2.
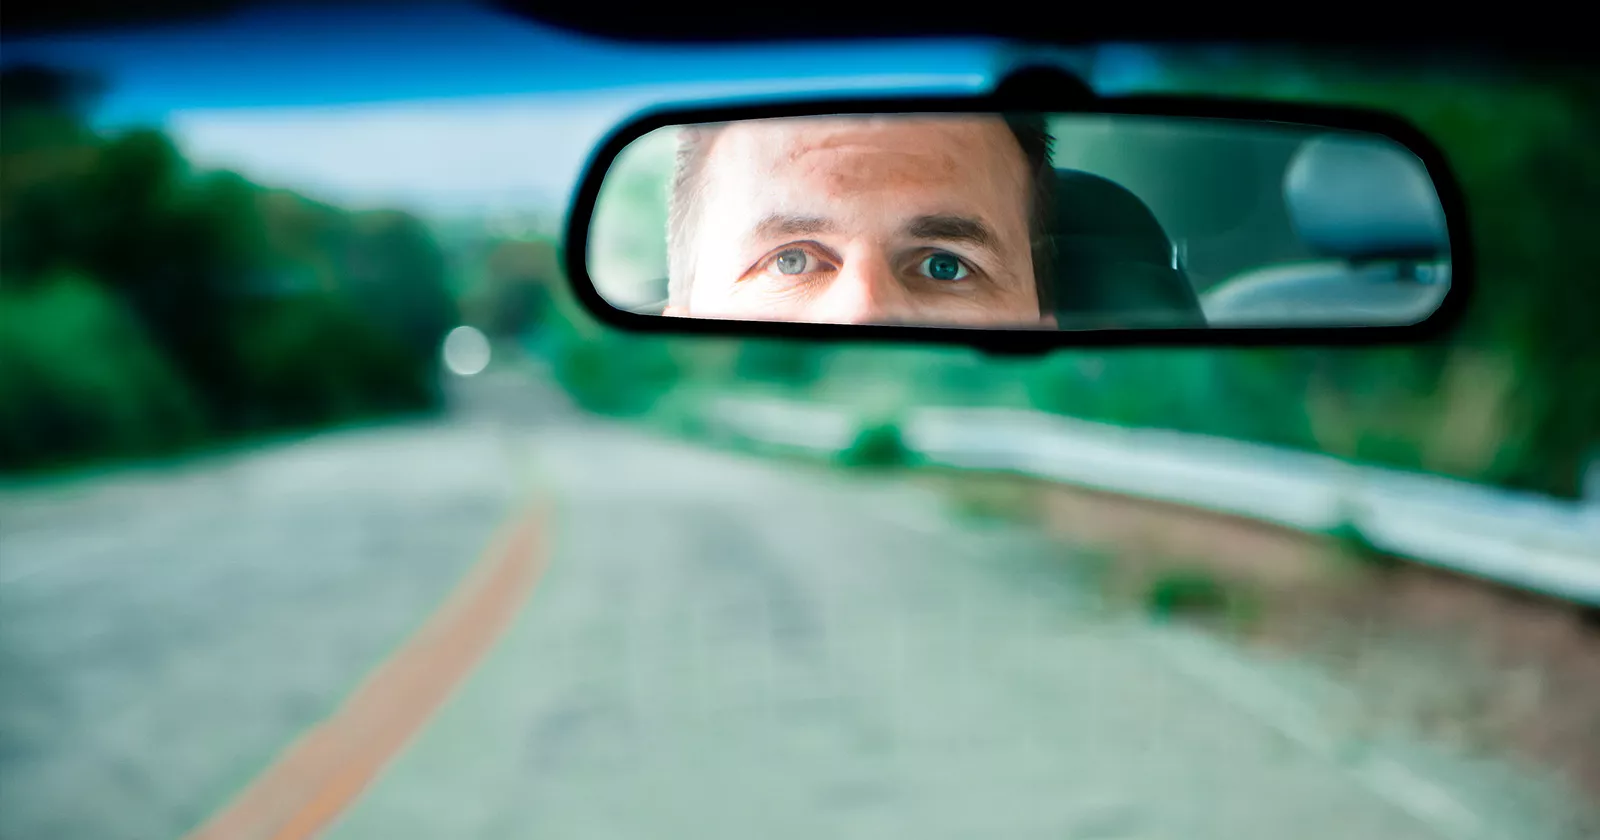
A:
920;253;969;281
773;249;810;275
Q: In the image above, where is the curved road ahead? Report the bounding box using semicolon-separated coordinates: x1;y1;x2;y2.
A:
0;367;1589;840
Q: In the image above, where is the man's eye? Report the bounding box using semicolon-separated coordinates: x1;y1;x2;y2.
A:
918;252;970;281
766;247;828;277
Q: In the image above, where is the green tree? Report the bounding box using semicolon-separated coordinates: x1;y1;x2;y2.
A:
1198;61;1600;496
342;210;458;357
1036;50;1600;497
466;237;561;339
1;63;459;469
0;272;204;469
546;326;681;417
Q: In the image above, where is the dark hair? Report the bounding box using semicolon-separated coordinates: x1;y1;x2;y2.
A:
1002;111;1058;313
667;114;1056;313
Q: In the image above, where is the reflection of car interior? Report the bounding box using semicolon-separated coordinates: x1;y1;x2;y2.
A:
623;166;1211;326
1201;135;1451;326
627;153;1427;330
1049;168;1206;328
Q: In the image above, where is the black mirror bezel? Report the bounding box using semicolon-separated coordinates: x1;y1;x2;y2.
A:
563;87;1472;352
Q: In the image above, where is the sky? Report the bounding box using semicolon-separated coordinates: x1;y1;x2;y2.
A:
1;2;1155;219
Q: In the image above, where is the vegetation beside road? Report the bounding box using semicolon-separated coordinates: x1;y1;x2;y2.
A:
7;54;1595;502
1;65;455;473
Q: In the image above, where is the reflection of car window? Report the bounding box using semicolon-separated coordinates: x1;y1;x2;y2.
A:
1201;133;1452;326
1050;116;1315;293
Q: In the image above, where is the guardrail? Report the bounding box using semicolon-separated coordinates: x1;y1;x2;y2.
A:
704;396;1600;607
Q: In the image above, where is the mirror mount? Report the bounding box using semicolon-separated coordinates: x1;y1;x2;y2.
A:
992;64;1096;108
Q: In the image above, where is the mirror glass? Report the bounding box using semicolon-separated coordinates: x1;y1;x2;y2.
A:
585;112;1451;330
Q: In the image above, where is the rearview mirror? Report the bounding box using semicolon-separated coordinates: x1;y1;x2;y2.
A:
566;92;1468;350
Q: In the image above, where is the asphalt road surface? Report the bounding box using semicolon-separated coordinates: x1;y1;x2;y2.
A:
0;366;1589;840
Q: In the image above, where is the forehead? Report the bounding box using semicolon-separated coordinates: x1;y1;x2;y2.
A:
714;113;1014;152
703;114;1026;202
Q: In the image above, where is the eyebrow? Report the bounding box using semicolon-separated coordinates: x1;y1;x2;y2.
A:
903;214;1002;254
750;214;838;242
747;213;1003;254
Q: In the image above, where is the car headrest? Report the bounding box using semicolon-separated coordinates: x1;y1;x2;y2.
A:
1285;135;1449;261
1049;169;1207;327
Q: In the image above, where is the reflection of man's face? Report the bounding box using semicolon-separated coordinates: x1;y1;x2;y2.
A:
666;115;1049;327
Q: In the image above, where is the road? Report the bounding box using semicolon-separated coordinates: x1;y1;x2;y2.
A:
0;366;1588;840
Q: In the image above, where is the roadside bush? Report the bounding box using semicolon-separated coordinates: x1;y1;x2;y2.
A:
648;389;712;439
1144;570;1232;619
837;420;916;469
1325;521;1404;571
0;273;205;471
941;471;1042;524
231;295;435;431
546;327;681;417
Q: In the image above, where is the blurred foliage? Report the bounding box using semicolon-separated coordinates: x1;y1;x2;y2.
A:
939;471;1042;524
1006;58;1600;499
1122;54;1600;498
554;53;1599;501
232;296;435;430
0;63;455;472
1326;521;1404;571
6;51;1596;500
1144;569;1233;619
0;272;206;469
459;238;561;339
733;340;829;388
543;317;682;417
836;421;916;470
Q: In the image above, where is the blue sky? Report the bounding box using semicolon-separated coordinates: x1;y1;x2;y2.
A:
2;2;1164;218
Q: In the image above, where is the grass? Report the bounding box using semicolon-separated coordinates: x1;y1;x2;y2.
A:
655;403;1277;636
924;469;1045;526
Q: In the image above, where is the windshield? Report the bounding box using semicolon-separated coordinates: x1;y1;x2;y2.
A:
2;4;1597;840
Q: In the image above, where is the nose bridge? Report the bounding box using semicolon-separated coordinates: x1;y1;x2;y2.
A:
817;241;903;323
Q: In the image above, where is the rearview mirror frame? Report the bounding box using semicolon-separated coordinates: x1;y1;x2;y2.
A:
564;85;1471;352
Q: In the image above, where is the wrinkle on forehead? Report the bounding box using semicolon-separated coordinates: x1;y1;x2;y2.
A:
710;114;1028;225
796;144;962;195
723;115;1014;175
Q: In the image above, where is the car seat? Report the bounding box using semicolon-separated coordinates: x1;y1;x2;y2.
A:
1200;135;1451;326
1048;168;1208;329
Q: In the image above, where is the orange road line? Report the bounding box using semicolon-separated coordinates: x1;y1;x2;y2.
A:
183;501;552;840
